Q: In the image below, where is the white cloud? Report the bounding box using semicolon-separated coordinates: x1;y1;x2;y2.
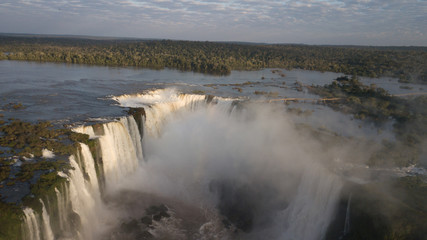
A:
0;0;425;45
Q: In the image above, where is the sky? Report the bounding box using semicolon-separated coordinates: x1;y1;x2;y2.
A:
0;0;426;46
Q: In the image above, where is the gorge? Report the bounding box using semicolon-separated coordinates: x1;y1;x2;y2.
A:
0;61;425;240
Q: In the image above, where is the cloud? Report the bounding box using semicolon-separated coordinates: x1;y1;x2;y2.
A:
0;0;426;45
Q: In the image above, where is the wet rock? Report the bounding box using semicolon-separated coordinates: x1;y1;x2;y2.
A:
120;219;139;232
146;204;168;216
136;230;153;239
141;216;152;226
141;204;171;227
92;123;104;135
205;95;215;104
127;107;146;137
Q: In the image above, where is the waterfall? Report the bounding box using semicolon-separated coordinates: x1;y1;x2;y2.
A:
127;92;344;239
22;208;41;240
112;89;236;137
39;200;54;240
120;117;143;161
74;116;141;187
67;153;102;239
278;164;343;240
78;143;101;194
97;119;139;186
140;94;236;137
54;180;74;238
19;89;347;240
54;187;66;233
21;142;106;240
342;194;352;238
143;94;207;136
20;114;144;239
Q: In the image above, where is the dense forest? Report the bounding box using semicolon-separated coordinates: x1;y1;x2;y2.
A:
0;35;426;83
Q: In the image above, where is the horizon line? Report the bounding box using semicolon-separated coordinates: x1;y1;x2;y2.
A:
0;32;426;48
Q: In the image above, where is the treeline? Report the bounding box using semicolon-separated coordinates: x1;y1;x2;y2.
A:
0;35;426;83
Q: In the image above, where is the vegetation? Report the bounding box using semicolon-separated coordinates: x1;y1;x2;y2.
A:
0;202;22;240
0;119;94;239
310;76;408;122
0;120;90;158
253;91;279;97
2;102;26;111
309;76;426;166
0;119;92;189
1;35;426;83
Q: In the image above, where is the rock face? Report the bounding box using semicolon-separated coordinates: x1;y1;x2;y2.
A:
142;204;171;227
325;178;427;240
127;107;146;137
111;204;171;240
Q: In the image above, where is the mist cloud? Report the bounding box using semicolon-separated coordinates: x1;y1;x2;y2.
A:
109;102;350;238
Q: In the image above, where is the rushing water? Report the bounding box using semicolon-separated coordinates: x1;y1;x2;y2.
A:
0;60;425;240
12;90;346;239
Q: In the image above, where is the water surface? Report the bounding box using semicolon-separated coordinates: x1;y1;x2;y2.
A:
0;60;421;124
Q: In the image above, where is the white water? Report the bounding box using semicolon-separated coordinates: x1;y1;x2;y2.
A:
54;186;67;233
113;89;344;239
41;149;55;159
23;208;41;240
113;89;236;137
78;143;101;194
278;164;342;240
120;117;144;161
97;120;139;187
22;89;345;240
39;200;54;240
67;154;102;239
22;142;108;240
142;93;206;136
74;116;141;187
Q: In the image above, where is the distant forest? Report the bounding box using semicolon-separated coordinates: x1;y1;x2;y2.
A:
0;35;426;83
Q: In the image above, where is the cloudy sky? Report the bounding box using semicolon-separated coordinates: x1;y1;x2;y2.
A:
0;0;426;46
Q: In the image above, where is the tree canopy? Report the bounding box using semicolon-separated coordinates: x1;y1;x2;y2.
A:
1;35;426;83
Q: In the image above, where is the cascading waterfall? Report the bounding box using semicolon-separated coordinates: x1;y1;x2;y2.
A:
66;155;100;239
114;89;236;137
278;164;343;240
20;89;346;240
73;115;142;187
39;200;54;240
22;208;41;240
142;94;208;136
93;119;139;187
120;117;143;161
20;115;143;239
23;125;142;240
77;143;101;195
21;142;103;240
112;89;344;239
54;186;67;234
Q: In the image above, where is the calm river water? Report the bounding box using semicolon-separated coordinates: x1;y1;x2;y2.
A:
0;60;423;125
